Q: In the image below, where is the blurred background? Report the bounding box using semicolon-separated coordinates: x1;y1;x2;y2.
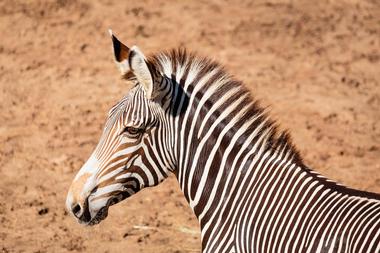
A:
0;0;379;252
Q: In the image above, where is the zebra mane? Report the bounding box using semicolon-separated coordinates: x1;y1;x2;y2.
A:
145;49;380;199
147;48;305;168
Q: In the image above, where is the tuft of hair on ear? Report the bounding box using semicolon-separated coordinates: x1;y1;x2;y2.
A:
121;71;136;81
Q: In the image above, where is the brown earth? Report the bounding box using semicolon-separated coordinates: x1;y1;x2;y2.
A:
0;0;379;252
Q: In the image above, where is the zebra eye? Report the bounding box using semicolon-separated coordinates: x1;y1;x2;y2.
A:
123;127;142;138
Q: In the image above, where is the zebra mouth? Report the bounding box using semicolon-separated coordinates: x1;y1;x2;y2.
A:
87;206;109;226
86;195;122;226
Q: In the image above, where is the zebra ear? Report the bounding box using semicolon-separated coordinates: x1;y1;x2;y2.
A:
109;30;131;75
109;30;154;99
128;46;154;99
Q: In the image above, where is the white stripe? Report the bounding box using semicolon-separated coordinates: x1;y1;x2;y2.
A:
189;94;248;207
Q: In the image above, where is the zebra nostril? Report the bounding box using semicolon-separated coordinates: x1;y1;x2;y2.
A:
72;203;82;218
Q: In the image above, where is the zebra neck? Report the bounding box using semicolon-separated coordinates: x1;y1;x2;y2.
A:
172;95;307;224
152;50;380;251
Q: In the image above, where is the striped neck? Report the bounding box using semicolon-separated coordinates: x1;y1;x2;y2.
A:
149;49;380;250
150;50;304;207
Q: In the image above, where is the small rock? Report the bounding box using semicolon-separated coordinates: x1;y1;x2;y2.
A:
38;208;49;215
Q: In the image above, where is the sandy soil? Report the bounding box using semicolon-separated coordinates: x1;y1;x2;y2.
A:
0;0;379;252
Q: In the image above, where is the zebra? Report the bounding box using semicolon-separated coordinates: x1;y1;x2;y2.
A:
66;31;380;253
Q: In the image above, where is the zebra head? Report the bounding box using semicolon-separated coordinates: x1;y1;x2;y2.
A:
66;32;174;225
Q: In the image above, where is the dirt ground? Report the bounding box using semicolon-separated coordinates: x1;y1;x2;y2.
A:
0;0;379;252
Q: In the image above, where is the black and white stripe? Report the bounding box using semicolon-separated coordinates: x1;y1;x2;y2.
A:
66;34;380;252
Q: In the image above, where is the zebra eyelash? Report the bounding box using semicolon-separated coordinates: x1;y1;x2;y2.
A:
121;126;144;139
